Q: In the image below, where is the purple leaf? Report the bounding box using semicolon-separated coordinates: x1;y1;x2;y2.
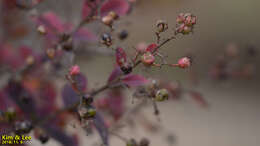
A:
93;112;109;146
101;0;130;16
107;66;123;83
82;0;130;19
121;74;149;87
32;11;65;33
43;124;78;146
73;28;98;42
62;84;80;108
74;73;88;92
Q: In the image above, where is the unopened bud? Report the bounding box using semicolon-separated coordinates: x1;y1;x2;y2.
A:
177;57;191;68
156;20;168;33
108;11;119;20
69;65;80;76
155;88;169;101
141;52;155;66
102;15;114;26
37;25;46;35
46;48;55;59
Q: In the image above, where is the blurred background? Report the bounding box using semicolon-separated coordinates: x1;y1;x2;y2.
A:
1;0;259;146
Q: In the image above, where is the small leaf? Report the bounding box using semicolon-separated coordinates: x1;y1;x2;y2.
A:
62;84;80;108
107;66;123;83
122;74;149;87
115;47;127;67
93;112;109;146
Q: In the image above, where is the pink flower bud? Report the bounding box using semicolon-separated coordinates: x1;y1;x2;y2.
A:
69;65;80;76
141;52;155;66
177;57;191;68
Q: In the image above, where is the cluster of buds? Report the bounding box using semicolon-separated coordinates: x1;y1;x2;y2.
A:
126;138;150;146
101;33;112;47
176;13;196;35
133;79;169;102
102;11;119;27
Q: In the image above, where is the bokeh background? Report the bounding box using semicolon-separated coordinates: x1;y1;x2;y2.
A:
1;0;259;146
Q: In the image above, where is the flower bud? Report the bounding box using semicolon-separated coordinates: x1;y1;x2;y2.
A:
141;52;155;66
156;20;168;33
177;57;191;68
155;88;169;101
176;13;185;24
37;25;46;35
102;15;114;26
69;65;80;76
108;11;119;20
46;48;55;59
183;26;192;34
26;56;35;66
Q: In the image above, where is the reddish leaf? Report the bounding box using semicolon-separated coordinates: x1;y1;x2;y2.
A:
115;47;127;67
73;28;98;42
61;84;80;108
32;11;65;34
189;91;208;107
101;0;130;16
122;74;149;87
93;112;109;146
146;43;158;53
73;73;88;92
82;0;130;19
107;66;123;83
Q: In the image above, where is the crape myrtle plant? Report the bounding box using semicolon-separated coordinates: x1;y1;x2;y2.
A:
0;0;207;146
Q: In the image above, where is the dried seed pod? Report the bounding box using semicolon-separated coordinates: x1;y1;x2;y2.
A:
155;88;169;101
118;29;129;40
156;20;168;33
139;138;150;146
101;33;112;47
39;133;49;144
62;38;73;51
